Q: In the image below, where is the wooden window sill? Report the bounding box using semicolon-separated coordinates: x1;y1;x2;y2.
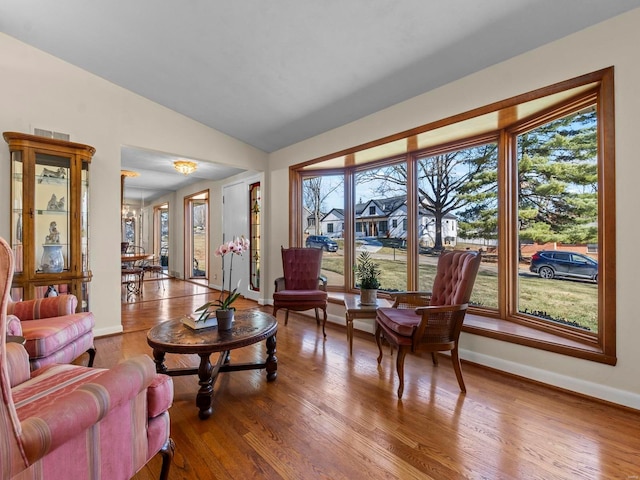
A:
329;293;615;365
463;313;615;365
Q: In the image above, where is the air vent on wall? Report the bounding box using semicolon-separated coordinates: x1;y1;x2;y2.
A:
33;128;70;141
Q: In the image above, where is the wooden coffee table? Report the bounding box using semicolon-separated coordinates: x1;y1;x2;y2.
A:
344;295;392;356
146;310;277;419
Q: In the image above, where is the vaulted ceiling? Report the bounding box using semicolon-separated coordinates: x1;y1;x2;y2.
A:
2;1;638;201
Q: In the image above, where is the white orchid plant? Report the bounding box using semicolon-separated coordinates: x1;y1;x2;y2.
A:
195;236;250;322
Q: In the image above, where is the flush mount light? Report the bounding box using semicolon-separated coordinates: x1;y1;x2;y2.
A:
173;160;197;175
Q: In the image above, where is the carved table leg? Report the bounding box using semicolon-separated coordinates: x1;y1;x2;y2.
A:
152;349;168;375
265;334;278;382
196;353;214;420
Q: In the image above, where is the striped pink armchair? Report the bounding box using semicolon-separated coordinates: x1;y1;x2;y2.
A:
1;238;175;480
7;294;96;370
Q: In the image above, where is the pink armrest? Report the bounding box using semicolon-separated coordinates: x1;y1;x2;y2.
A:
7;295;78;321
7;314;22;336
147;373;174;418
19;355;158;463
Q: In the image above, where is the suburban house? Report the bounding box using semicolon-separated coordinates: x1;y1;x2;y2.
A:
1;3;640;478
320;196;458;247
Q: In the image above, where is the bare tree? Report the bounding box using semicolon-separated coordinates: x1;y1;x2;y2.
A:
356;145;496;248
302;176;343;235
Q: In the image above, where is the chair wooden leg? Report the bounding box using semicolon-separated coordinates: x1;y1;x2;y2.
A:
375;323;384;364
86;347;96;367
321;308;327;338
451;347;466;393
158;438;175;480
396;347;407;399
431;352;438;365
314;308;320;325
284;309;290;325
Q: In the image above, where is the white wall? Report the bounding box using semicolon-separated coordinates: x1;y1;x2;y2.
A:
267;8;640;408
0;33;268;336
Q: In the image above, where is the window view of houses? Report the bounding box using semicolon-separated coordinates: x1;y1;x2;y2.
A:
301;100;599;335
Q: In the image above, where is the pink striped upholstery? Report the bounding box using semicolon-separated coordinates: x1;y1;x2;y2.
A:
7;296;95;370
1;237;174;480
6;343;30;388
7;296;78;320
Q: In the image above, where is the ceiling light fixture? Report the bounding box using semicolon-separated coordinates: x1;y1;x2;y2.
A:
173;160;197;175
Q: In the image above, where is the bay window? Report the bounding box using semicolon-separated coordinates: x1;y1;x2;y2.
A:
291;68;615;364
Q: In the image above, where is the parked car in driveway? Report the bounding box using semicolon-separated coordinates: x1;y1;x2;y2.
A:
529;250;598;282
306;235;338;252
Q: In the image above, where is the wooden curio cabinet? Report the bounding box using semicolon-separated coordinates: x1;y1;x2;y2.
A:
4;132;94;311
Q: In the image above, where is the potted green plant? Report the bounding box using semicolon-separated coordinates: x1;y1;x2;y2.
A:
353;251;381;305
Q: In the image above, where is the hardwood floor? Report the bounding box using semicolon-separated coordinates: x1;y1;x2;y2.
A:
102;279;640;479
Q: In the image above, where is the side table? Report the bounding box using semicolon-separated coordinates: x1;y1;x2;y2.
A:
344;295;392;356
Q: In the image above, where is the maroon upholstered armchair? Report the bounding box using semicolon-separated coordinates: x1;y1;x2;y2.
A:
375;250;482;398
273;247;328;337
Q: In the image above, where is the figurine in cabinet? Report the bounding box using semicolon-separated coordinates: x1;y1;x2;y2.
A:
38;166;66;183
47;193;65;211
45;221;60;244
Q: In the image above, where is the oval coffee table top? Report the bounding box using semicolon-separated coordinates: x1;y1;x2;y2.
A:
147;310;277;355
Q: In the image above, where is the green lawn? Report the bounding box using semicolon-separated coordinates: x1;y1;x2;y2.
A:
321;250;598;332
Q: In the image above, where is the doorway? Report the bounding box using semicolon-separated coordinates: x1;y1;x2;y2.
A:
154;203;169;273
185;191;209;283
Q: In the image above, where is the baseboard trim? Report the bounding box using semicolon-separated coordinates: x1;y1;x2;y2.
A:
461;349;640;410
95;325;123;337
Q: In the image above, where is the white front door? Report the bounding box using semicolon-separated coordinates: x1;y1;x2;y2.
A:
222;181;249;298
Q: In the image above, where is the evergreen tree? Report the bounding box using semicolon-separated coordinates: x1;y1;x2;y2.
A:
516;107;597;245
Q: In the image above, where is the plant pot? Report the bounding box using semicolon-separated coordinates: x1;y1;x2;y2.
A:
216;309;235;330
360;289;378;306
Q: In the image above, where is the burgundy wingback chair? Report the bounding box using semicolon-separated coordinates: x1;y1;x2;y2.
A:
375;250;482;398
0;237;175;480
273;247;328;337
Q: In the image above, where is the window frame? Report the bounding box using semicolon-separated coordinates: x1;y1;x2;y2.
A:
290;68;615;365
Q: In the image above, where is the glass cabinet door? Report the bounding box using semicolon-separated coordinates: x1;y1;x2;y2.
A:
34;152;71;274
10;151;24;274
81;162;90;273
